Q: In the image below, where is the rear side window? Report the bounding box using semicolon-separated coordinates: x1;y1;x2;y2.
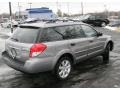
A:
11;27;40;43
40;28;63;42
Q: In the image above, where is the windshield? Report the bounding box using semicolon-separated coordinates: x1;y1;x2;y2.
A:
10;27;40;43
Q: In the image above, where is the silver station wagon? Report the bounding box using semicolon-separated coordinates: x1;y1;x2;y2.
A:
2;20;114;80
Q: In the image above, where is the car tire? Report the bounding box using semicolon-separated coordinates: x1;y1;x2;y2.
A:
102;44;110;64
54;56;72;80
101;22;106;27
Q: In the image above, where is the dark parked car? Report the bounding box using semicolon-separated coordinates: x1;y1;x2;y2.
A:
75;14;110;27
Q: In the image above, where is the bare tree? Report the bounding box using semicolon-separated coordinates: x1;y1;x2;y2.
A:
57;9;62;17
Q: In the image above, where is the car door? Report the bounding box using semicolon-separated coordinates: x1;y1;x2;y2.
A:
63;25;90;62
81;24;105;57
94;16;103;25
87;15;96;25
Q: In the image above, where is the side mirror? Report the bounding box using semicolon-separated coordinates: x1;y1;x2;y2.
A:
97;32;103;37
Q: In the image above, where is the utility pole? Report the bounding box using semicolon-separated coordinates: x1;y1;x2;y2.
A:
18;2;21;20
28;3;32;18
28;3;32;9
56;1;59;11
9;2;13;33
67;2;70;16
81;2;84;15
104;4;108;18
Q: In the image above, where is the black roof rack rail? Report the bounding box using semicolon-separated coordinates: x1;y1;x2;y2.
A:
67;19;81;22
23;18;81;24
42;19;81;23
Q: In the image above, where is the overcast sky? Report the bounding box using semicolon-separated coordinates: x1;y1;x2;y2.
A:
0;0;120;14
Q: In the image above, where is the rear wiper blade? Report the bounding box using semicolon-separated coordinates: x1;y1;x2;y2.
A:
11;38;19;42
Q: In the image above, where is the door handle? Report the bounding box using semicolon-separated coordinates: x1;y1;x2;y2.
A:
70;43;76;46
89;40;94;43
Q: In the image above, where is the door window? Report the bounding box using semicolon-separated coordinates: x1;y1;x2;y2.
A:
55;25;86;39
74;25;86;38
89;16;95;20
40;27;63;42
81;25;97;37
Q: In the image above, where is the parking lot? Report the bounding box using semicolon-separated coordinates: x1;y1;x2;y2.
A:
0;27;120;88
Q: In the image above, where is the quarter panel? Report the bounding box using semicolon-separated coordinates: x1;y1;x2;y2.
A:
5;39;33;62
41;40;74;68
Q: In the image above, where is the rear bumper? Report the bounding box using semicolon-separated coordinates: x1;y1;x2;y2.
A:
2;51;54;74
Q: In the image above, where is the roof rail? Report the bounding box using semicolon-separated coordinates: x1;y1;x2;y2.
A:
23;18;81;24
42;19;81;23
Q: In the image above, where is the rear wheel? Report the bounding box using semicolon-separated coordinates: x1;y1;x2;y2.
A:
54;56;72;80
101;22;106;27
102;44;110;64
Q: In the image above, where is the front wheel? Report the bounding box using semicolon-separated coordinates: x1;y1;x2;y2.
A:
54;56;72;80
102;44;110;64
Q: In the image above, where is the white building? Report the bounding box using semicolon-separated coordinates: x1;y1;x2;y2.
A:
15;11;28;20
15;7;57;20
26;7;57;20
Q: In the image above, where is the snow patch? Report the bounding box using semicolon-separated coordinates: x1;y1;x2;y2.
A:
104;26;118;31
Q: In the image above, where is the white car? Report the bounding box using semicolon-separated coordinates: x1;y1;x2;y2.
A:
1;20;18;28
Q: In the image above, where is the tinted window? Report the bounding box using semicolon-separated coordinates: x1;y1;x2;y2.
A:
11;27;39;43
40;28;63;42
89;16;95;20
55;26;76;39
55;25;85;39
95;15;105;19
64;26;77;39
95;16;101;19
74;25;86;38
81;25;97;37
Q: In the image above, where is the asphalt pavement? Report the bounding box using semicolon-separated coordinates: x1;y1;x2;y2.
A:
0;27;120;88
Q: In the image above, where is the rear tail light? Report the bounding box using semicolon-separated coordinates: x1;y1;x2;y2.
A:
30;43;47;58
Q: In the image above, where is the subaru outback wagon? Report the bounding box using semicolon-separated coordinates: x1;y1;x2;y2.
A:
2;20;114;80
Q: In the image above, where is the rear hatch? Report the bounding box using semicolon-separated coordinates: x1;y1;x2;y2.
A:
5;26;40;62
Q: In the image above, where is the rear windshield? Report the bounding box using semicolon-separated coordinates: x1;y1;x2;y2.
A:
10;27;40;43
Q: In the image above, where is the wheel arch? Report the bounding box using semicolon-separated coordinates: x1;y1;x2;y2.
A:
106;40;114;51
53;51;75;70
57;53;75;64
